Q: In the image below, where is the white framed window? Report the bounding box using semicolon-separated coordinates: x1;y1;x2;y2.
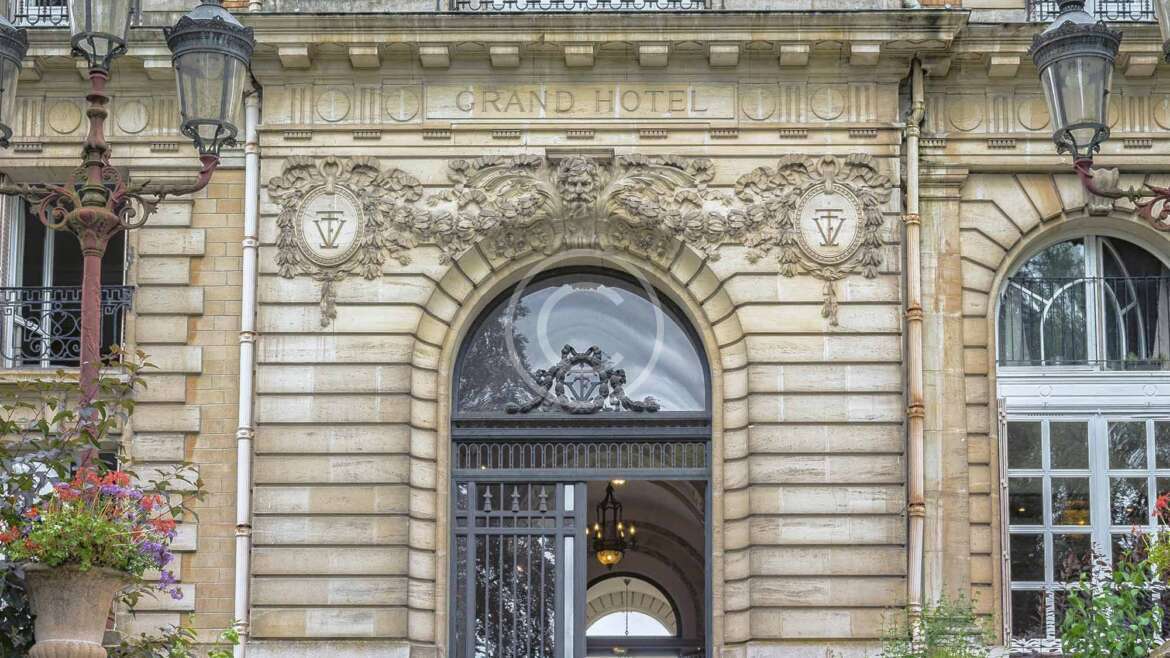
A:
1005;417;1170;649
999;232;1170;654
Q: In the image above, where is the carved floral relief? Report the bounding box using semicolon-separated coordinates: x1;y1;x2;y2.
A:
270;153;894;327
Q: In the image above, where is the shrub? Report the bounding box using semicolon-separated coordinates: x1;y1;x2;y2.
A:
880;596;991;658
1060;552;1163;658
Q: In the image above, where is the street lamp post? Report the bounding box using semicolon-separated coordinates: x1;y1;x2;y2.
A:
1030;0;1170;231
0;1;253;437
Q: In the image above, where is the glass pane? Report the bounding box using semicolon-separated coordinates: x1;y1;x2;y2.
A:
1111;477;1149;525
1016;239;1086;279
1109;422;1148;469
1113;532;1147;565
1157;423;1170;469
998;239;1088;366
455;536;466;657
1011;590;1047;639
1009;533;1045;582
455;272;707;413
1007;422;1043;470
1052;478;1091;527
1053;534;1092;582
1009;478;1044;525
1100;238;1170;369
1053;590;1069;639
1050;422;1089;470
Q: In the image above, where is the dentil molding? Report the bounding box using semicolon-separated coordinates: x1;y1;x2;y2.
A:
269;153;894;326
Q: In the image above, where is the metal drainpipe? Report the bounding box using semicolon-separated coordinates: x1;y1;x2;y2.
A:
234;87;261;658
904;57;927;642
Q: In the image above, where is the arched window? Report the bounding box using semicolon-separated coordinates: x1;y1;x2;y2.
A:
585;575;678;638
997;234;1170;653
450;269;711;658
998;235;1170;368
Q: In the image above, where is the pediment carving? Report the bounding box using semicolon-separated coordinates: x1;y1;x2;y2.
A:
270;153;893;327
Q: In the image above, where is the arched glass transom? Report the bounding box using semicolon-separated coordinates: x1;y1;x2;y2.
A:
455;270;709;414
998;235;1170;369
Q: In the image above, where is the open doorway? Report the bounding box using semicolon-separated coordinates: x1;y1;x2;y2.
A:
585;480;706;658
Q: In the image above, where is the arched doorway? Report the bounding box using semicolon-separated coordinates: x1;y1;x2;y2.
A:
449;268;711;658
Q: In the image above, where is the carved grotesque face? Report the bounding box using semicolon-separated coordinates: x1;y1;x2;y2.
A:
557;156;599;208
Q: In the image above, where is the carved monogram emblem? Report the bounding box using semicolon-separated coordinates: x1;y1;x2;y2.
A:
735;155;892;325
269;156;425;325
271;153;892;328
506;345;660;415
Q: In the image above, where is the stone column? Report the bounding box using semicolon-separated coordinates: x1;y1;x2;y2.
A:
920;165;971;603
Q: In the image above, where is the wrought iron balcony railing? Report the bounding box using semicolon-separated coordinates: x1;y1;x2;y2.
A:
998;276;1170;369
451;0;706;10
12;0;141;27
0;286;133;369
1028;0;1155;22
11;0;68;27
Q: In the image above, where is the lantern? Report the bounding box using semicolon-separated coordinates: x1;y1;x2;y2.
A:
592;482;637;569
1029;0;1122;161
165;1;255;156
0;16;27;148
68;0;133;71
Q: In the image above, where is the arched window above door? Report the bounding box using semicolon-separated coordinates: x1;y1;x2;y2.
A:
454;270;709;415
997;235;1170;369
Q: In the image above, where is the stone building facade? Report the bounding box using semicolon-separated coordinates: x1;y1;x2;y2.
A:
1;0;1169;656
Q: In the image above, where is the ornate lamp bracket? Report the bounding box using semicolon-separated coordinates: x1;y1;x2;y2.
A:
1073;159;1170;231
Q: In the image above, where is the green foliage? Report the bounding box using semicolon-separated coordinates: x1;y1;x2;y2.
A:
110;620;240;658
0;351;205;655
1060;552;1163;658
880;597;991;658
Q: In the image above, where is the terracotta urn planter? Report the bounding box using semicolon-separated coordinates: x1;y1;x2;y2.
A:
23;565;129;658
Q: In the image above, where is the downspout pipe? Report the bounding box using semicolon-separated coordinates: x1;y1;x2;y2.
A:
233;86;261;658
904;57;927;642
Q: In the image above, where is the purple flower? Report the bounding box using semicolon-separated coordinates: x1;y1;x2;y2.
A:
137;540;173;568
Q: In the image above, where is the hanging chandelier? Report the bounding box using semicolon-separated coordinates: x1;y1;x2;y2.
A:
592;482;637;568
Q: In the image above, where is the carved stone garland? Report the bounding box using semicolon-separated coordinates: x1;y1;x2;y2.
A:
270;153;893;327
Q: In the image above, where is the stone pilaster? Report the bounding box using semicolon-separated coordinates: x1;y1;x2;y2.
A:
919;165;973;606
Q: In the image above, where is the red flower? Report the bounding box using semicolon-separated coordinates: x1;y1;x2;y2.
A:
149;518;176;535
140;495;164;512
53;483;79;502
22;539;38;552
1156;494;1170;520
0;529;19;544
101;471;130;487
22;507;38;520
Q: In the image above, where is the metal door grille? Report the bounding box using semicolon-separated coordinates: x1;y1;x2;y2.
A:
454;439;708;473
453;481;584;658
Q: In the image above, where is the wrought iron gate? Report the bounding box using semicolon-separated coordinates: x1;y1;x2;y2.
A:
452;481;585;658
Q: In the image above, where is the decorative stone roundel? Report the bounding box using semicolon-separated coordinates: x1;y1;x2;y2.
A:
794;183;863;266
295;186;363;267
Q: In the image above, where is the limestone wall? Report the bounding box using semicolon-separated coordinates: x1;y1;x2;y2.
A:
124;170;248;642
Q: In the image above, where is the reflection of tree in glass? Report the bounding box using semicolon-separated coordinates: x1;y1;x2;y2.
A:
465;484;559;658
1110;423;1147;469
458;302;534;412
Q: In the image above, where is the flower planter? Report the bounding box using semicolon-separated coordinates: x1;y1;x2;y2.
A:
23;565;128;658
1154;642;1170;658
